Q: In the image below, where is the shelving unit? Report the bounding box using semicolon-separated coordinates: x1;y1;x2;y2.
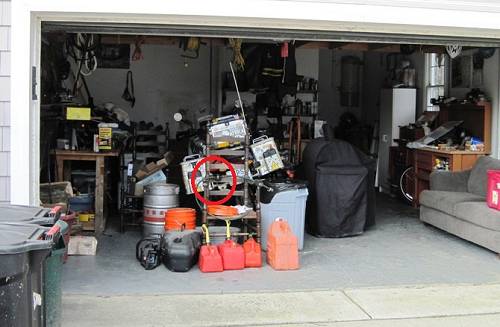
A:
133;125;169;161
201;126;262;242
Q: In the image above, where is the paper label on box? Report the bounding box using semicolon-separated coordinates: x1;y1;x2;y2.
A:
66;107;91;120
493;190;498;205
99;127;112;150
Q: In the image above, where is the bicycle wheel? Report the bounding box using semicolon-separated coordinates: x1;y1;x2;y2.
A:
399;166;415;203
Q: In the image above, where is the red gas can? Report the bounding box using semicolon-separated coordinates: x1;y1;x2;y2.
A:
217;221;244;270
267;218;299;270
487;170;500;210
199;225;223;273
243;237;262;268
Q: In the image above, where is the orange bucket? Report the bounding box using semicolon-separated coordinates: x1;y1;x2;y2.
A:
164;208;196;231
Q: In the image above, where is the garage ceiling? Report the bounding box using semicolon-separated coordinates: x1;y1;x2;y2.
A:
42;22;500;48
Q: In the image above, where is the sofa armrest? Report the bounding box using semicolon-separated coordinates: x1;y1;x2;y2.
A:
429;170;471;192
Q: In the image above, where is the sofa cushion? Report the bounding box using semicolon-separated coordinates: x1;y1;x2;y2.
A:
419;190;484;215
454;201;500;231
468;156;500;197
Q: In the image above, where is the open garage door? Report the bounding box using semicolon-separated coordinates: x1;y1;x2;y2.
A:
42;22;500;47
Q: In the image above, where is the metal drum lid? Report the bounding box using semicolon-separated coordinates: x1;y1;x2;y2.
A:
144;183;179;196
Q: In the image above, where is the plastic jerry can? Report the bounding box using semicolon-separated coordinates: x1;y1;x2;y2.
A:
162;231;201;272
218;240;245;270
217;220;245;270
243;237;262;268
267;218;299;270
199;225;223;273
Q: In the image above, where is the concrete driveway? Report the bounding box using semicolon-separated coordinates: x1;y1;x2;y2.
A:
62;283;500;326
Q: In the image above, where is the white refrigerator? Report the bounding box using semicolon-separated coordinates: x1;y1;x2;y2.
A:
377;88;416;193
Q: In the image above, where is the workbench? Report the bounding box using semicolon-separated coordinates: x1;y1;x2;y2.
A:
52;150;120;235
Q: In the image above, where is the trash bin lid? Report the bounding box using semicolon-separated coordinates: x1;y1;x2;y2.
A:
261;179;308;204
0;223;52;254
0;204;61;226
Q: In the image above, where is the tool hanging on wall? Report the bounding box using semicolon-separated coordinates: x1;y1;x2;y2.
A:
229;38;245;71
132;36;146;61
122;70;136;107
179;37;202;59
66;33;99;76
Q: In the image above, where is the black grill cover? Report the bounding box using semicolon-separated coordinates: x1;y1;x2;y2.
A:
302;138;376;237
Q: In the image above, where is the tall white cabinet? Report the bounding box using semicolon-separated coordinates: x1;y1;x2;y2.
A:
377;88;417;193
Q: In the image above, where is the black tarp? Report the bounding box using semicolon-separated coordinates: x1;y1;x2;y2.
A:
302;138;376;237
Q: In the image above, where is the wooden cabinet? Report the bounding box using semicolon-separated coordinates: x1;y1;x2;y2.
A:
413;148;486;207
438;101;491;153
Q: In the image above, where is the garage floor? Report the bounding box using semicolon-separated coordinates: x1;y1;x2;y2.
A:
62;194;500;295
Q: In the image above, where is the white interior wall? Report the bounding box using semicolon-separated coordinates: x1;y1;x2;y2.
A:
82;44;321;134
318;49;364;128
295;48;319;79
83;44;213;135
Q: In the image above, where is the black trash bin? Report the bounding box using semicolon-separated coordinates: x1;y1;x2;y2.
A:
0;204;62;226
0;223;53;327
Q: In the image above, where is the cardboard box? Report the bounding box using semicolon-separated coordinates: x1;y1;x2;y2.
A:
134;170;166;196
68;236;98;256
134;153;172;181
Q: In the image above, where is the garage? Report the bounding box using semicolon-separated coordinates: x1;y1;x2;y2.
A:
2;1;500;326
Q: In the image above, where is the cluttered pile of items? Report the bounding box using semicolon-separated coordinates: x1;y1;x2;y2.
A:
387;89;492;206
135;64;308;273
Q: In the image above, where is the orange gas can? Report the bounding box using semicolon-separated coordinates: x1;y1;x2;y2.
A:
267;218;299;270
243;236;262;268
199;225;223;273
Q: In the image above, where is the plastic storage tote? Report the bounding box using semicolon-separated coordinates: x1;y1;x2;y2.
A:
487;170;500;210
0;223;53;327
260;180;308;250
68;194;94;212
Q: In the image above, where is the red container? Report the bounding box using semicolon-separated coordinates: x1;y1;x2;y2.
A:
199;245;223;273
243;237;262;268
218;240;245;270
487;170;500;210
199;225;223;273
60;211;76;263
267;218;299;270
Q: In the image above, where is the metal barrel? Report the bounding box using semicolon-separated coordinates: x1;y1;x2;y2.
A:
143;183;180;237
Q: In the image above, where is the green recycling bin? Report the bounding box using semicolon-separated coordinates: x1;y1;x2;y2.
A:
43;220;68;327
